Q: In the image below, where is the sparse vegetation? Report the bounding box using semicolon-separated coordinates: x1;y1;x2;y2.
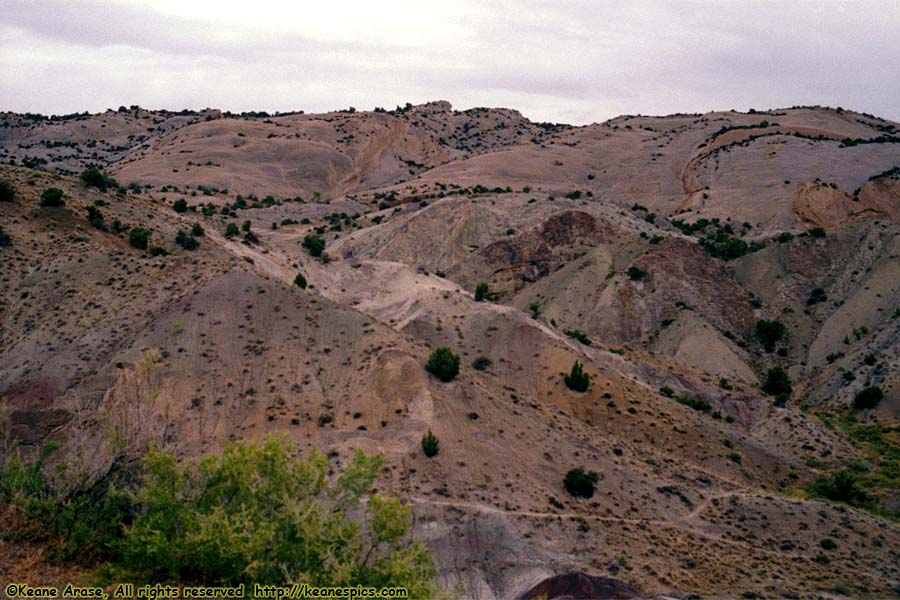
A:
225;222;240;238
474;282;490;301
0;226;11;247
425;347;460;382
563;361;590;392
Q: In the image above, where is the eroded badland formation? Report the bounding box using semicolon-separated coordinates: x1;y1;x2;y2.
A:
1;101;899;599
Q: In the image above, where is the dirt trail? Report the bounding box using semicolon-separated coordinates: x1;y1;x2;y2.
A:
409;495;669;525
409;490;768;525
407;492;892;578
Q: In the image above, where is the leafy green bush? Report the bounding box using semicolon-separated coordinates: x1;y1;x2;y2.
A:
40;187;65;207
121;436;438;593
85;205;105;229
564;361;590;392
421;430;440;458
175;230;199;250
302;234;325;257
0;226;11;247
80;167;116;191
755;319;786;352
0;443;134;562
809;227;826;239
762;366;792;405
676;395;712;412
191;223;205;237
129;227;152;250
294;272;307;289
563;468;599;498
225;223;240;238
699;232;747;260
694;222;765;260
425;347;460;382
172;198;188;213
0;179;15;202
472;356;492;371
474;282;489;302
809;470;868;506
854;386;884;410
627;266;647;281
563;329;591;346
148;246;169;257
806;287;827;306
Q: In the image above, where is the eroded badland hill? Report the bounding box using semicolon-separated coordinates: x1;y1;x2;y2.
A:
1;102;899;599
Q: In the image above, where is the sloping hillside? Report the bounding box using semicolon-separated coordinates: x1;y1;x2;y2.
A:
1;102;899;599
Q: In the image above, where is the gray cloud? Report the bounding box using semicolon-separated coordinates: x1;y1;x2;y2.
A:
1;0;898;124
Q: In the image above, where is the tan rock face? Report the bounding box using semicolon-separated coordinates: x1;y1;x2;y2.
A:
793;181;857;228
857;176;900;221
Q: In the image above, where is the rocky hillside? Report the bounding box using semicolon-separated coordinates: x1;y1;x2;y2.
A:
1;102;899;599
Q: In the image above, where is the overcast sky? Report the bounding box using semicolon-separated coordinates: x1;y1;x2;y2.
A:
1;0;898;125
